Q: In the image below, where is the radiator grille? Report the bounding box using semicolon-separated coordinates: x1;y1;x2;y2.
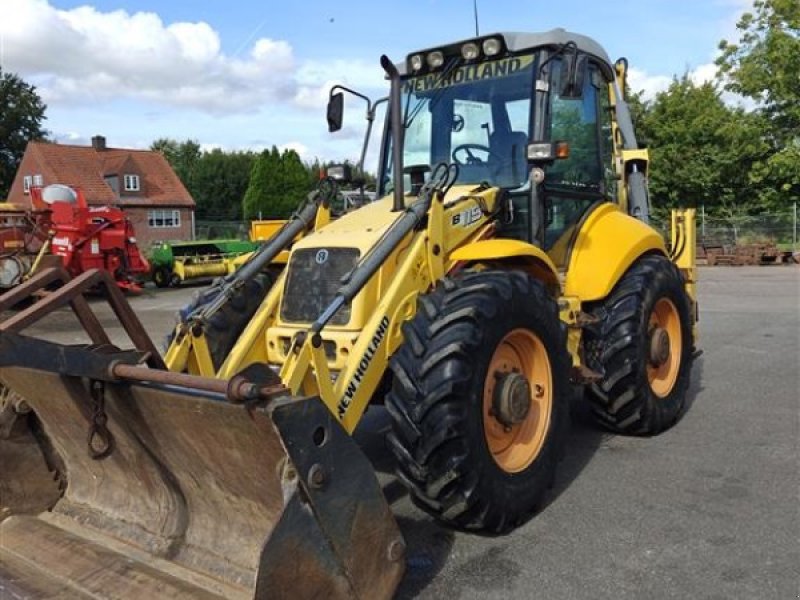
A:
281;248;360;325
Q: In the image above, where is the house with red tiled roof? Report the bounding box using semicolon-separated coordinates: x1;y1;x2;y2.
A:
8;136;195;249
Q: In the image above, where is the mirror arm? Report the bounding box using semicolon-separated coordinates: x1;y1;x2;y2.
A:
330;84;374;115
357;97;388;181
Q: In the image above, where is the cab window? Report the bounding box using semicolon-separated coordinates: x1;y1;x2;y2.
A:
544;62;611;266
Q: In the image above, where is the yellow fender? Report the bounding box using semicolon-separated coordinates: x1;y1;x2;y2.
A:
564;203;666;302
450;239;560;291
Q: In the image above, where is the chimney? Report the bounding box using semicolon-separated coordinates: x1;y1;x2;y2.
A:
91;135;107;151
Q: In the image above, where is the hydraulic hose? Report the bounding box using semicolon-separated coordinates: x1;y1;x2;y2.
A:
198;193;321;321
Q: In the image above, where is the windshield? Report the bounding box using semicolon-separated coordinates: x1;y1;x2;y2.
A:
382;53;538;193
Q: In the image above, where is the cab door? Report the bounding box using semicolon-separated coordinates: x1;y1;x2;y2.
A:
543;61;616;269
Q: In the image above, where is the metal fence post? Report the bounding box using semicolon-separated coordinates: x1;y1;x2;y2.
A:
701;204;706;242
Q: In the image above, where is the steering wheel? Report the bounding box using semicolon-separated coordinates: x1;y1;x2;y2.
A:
452;143;504;166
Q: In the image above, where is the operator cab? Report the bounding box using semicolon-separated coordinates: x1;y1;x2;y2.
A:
377;30;622;267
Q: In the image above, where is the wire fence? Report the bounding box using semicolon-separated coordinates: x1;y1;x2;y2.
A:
195;207;799;255
652;204;799;251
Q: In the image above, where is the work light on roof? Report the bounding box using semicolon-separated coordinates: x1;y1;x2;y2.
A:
482;38;502;56
427;51;444;68
410;54;424;72
461;42;480;60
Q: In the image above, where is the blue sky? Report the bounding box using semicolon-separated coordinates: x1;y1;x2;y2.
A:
1;0;751;167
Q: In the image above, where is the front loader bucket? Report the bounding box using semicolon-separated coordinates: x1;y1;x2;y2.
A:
0;338;404;599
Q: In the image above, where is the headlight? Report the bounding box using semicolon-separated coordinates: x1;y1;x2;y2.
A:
527;143;555;160
461;42;480;60
482;38;502;56
410;54;423;71
427;51;444;68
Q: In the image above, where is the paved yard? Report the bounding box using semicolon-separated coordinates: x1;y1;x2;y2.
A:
16;266;800;599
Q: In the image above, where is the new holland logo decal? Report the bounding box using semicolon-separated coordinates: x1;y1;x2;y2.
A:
337;315;390;419
406;55;534;93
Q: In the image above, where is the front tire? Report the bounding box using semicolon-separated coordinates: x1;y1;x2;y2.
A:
386;270;570;533
152;267;171;288
584;254;693;434
166;272;273;371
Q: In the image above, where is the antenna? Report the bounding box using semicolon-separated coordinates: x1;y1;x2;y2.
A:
473;0;479;36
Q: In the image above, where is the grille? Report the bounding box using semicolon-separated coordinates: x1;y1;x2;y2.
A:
281;248;360;325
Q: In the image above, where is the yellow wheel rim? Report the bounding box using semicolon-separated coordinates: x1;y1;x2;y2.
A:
482;329;552;473
647;298;682;398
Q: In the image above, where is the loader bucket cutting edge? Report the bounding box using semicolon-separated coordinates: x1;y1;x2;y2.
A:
0;360;404;599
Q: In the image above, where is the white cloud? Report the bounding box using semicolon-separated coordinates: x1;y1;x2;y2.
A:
0;0;382;115
279;141;310;159
627;67;673;100
690;63;719;85
293;60;386;109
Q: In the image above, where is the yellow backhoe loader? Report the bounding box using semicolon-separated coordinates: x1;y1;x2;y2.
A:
0;29;697;599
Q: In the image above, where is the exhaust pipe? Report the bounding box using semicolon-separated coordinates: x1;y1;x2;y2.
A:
380;55;405;213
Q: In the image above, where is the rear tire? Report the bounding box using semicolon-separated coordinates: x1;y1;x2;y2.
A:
386;270;570;533
584;254;692;434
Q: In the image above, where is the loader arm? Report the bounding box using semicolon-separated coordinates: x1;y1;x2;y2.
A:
164;188;332;375
279;176;506;433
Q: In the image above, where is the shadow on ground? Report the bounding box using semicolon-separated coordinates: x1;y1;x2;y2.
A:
352;355;705;598
352;387;621;598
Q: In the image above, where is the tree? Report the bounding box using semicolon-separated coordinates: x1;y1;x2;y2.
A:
636;75;767;218
0;68;48;198
152;139;254;220
717;0;800;130
150;138;201;188
716;0;800;207
191;149;255;220
243;147;311;219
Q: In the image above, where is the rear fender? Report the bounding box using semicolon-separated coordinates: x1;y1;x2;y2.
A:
564;203;666;302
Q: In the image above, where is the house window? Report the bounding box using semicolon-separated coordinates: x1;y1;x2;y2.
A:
33;174;43;186
23;176;32;194
148;209;181;228
123;174;140;191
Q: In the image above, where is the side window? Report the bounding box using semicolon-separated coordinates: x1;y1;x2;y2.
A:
404;99;433;168
544;60;608;265
385;100;432;193
596;67;617;200
548;64;602;191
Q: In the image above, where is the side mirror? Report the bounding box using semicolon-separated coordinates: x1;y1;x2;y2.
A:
559;49;588;99
327;92;344;132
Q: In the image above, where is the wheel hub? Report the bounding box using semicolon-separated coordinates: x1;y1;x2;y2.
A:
649;327;671;367
492;372;531;427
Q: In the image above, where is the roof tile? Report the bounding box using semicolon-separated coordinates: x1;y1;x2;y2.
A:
24;141;195;208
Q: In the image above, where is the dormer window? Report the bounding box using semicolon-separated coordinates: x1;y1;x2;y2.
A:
123;174;140;191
